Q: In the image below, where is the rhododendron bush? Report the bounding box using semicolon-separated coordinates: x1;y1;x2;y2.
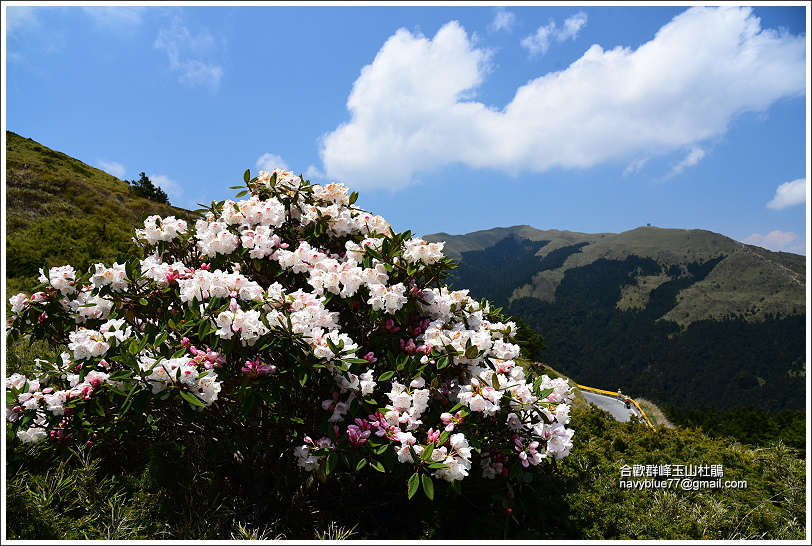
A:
6;169;574;501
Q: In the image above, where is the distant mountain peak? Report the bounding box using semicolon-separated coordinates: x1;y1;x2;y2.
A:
425;225;804;326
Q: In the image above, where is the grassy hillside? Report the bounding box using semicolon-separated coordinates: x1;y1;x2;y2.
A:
5;131;198;295
5;131;129;193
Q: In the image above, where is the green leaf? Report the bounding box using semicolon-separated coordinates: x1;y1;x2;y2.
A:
355;458;368;472
343;357;372;365
243;169;251;183
378;370;395;382
407;472;420;499
326;335;344;355
537;387;554;399
7;391;20;406
179;389;207;407
383;444;396;471
370;460;385;473
421;474;435;500
154;330;169;347
326;452;339;475
235;190;249;198
508;460;523;480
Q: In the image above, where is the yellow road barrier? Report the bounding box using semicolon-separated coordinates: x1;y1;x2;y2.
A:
576;384;655;429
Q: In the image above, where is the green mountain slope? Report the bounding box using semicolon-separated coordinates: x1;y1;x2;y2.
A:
425;226;807;412
5;131;198;295
430;225;804;326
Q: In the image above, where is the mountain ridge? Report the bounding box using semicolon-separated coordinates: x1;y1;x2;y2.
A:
425;224;805;327
424;225;806;411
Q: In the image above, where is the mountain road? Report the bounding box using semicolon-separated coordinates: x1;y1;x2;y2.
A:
581;390;642;422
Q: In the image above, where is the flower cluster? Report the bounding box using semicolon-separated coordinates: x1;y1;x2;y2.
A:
8;353;109;442
138;355;221;406
134;215;188;245
6;167;574;499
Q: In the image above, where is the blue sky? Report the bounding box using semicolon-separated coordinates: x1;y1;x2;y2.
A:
3;2;809;255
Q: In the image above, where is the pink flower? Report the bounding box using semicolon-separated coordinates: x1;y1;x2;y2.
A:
440;411;465;432
241;359;276;378
362;351;378;364
368;411;400;439
347;424;371;446
384;319;400;333
400;338;417;354
49;428;72;442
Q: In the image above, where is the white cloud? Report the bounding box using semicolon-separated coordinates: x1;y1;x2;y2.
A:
305;165;326;180
561;11;588;39
489;8;516;33
658;146;706;182
154;17;224;90
149;174;182;204
521;11;587;57
82;6;144;29
256;153;288;172
5;6;65;57
319;7;805;191
623;157;649;176
742;230;805;254
766;178;806;210
521;22;555;57
5;6;40;36
97;160;126;179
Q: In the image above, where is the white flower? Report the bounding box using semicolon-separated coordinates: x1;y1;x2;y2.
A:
9;293;29;315
40;265;77;295
214;308;269;346
506;412;523;431
90;262;129;291
68;328;110;360
17;427;47;444
402;237;445;264
554;403;571;424
359;370;376;395
6;373;28;390
100;318;131;343
135;215;187;244
433;433;472;482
